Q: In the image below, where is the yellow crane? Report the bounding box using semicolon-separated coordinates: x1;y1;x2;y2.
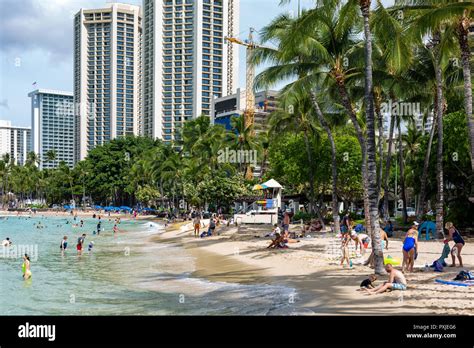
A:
225;28;257;130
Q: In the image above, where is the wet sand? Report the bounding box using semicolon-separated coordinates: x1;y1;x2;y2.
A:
150;220;474;315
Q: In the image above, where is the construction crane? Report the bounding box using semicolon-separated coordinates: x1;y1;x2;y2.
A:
225;28;257;131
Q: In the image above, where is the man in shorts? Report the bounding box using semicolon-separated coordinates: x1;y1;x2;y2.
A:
364;263;407;294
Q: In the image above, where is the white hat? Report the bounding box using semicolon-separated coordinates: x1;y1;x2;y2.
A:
413;221;419;226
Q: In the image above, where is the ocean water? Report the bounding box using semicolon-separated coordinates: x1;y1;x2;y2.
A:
0;216;299;315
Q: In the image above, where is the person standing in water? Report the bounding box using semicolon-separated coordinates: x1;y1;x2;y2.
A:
22;254;32;280
77;234;86;255
60;236;68;254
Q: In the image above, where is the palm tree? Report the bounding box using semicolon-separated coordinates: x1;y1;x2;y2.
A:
268;91;325;224
229;116;260;178
395;0;474;172
45;149;57;168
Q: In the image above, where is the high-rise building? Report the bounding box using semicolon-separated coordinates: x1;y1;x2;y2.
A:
211;88;278;133
28;89;75;169
142;0;239;144
0;120;31;166
74;3;142;162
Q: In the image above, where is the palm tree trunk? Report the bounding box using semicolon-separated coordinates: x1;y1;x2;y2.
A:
302;129;317;214
310;91;338;233
417;110;437;219
457;17;474;173
434;57;445;239
383;114;395;219
376;100;384;204
335;78;371;234
360;0;383;274
398;121;408;224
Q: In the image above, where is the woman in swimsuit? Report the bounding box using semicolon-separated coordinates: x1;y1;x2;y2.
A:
445;222;465;267
402;224;418;273
22;254;32;280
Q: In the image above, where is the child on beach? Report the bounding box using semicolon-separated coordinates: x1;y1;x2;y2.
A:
340;232;351;268
359;274;377;289
364;264;407;294
88;241;94;252
60;236;68;253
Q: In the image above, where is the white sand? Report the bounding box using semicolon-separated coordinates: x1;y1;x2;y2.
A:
154;221;474;315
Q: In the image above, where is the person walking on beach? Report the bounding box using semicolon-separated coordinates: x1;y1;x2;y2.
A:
445;222;465;267
22;254;32;280
341;213;351;233
402;222;419;273
282;211;290;233
340;232;351;268
365;264;407;294
193;214;201;237
77;234;86;255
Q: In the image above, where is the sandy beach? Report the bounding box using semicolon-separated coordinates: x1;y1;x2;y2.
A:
152;220;474;315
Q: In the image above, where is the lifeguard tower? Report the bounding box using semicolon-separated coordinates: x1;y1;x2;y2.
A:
234;179;282;224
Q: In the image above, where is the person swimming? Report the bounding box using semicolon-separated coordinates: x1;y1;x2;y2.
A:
22;254;32;280
2;237;12;247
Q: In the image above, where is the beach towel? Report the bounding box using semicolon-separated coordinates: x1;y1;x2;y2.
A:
435;279;474;287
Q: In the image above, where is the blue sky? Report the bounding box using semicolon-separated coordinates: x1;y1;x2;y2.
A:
0;0;391;127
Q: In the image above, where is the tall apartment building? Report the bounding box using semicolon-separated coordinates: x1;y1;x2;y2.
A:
142;0;239;144
0;120;31;166
74;3;142;162
28;89;75;169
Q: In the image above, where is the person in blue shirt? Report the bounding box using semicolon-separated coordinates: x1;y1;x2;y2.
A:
383;220;394;237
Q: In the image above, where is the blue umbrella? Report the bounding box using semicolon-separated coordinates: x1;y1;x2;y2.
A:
119;206;132;212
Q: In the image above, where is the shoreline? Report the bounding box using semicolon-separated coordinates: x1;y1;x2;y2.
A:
149;220;474;315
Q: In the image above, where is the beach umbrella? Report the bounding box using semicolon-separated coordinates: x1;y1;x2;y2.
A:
252;184;268;190
119;206;132;211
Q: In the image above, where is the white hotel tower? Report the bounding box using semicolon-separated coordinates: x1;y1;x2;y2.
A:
142;0;239;144
74;3;142;162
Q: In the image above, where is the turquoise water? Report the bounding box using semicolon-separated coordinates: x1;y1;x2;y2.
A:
0;216;299;315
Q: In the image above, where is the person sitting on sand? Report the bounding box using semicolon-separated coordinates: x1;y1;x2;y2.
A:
282;229;299;244
266;224;281;238
364;264;407;294
267;233;288;249
359;274;377;289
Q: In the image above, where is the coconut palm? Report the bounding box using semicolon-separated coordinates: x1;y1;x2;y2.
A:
395;0;474;173
45;149;57;168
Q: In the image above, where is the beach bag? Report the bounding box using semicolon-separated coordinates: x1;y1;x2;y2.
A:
453;270;473;281
433;260;443;272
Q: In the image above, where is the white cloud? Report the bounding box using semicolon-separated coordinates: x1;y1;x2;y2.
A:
0;0;140;63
